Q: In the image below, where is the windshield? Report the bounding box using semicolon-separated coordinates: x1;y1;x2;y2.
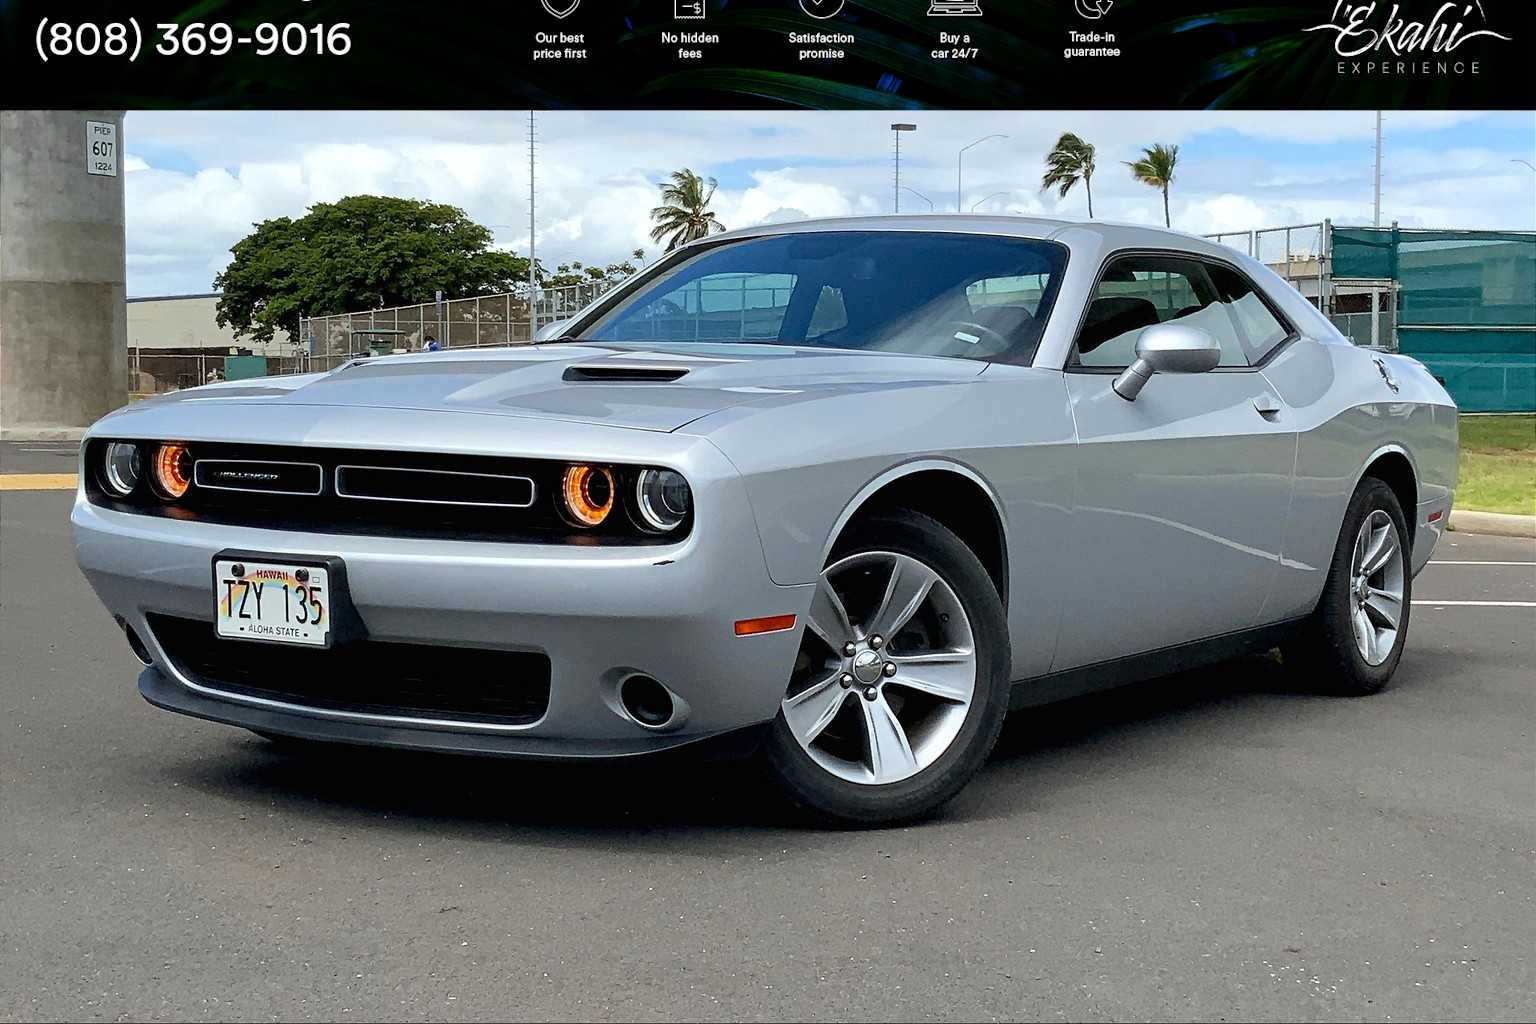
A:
574;230;1069;364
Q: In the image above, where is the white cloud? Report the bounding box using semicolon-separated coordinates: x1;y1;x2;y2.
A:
122;110;1535;297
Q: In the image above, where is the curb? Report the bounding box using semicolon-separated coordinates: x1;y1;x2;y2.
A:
0;428;86;442
1449;509;1536;539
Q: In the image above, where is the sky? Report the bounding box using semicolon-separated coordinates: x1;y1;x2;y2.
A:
123;109;1536;298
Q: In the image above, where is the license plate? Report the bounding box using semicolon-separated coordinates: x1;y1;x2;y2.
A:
214;558;331;647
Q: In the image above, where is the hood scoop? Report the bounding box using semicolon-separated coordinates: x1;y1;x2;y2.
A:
562;363;691;384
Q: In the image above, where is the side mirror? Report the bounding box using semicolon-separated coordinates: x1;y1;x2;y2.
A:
1112;323;1223;401
533;318;571;343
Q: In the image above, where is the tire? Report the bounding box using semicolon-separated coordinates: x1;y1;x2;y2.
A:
1283;477;1412;696
762;510;1011;826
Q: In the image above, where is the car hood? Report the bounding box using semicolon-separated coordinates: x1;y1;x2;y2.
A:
140;343;988;433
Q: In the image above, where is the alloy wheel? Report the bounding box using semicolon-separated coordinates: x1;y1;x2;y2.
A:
1349;509;1405;666
782;550;977;785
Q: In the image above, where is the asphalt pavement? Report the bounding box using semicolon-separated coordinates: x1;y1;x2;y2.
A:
2;452;1532;1022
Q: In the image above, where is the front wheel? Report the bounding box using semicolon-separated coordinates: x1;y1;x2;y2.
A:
762;511;1011;826
1284;477;1411;695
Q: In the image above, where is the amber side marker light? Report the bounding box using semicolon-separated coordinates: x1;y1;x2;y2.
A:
734;614;797;637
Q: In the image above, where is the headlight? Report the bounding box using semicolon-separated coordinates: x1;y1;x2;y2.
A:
151;442;193;499
101;442;142;496
633;468;691;533
561;463;614;527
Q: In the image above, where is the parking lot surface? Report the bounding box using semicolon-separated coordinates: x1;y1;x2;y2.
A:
2;453;1532;1021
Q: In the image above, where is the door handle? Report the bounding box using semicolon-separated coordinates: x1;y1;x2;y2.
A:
1253;393;1282;418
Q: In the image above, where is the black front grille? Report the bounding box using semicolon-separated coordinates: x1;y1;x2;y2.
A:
148;614;550;726
83;440;684;545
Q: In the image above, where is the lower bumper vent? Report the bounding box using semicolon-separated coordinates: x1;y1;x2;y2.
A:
147;614;550;726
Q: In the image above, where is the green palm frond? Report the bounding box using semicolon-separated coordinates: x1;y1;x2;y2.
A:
1041;132;1097;217
1127;144;1180;227
648;169;725;252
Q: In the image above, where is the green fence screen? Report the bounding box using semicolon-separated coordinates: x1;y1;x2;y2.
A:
222;355;268;381
1332;227;1536;412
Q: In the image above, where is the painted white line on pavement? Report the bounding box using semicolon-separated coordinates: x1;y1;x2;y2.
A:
1428;561;1536;566
1413;600;1536;608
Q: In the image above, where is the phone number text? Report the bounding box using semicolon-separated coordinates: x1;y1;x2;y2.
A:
35;19;352;62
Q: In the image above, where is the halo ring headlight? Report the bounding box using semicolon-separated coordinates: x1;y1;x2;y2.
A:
634;468;692;533
151;442;193;499
102;442;142;496
561;464;615;527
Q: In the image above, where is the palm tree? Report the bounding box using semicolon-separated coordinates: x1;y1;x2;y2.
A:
649;169;725;252
1127;143;1179;227
1040;132;1096;218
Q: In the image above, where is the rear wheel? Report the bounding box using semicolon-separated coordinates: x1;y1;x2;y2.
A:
762;511;1011;826
1284;477;1411;695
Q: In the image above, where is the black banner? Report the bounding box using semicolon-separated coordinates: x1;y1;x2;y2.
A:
1;0;1532;110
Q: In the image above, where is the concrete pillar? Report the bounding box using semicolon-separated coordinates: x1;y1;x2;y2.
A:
0;110;128;440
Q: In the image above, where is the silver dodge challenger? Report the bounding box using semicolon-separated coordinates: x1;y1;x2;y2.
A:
74;216;1458;825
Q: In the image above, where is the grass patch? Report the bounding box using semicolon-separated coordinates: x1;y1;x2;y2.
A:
1457;415;1535;516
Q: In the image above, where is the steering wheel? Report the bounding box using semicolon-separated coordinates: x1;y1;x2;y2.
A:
942;320;1012;357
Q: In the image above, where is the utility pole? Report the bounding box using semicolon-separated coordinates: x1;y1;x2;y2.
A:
891;123;916;213
528;110;538;339
1373;110;1382;228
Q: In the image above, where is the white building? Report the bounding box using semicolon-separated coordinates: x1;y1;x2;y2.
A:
126;292;294;356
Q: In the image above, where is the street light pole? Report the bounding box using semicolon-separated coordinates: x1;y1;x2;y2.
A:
957;134;1008;212
891;123;917;213
971;190;1011;213
899;186;935;212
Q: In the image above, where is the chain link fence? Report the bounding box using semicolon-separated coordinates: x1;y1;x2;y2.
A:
1205;220;1404;352
297;281;619;374
126;281;624;397
129;349;310;397
1204;221;1330;294
1328;308;1399;349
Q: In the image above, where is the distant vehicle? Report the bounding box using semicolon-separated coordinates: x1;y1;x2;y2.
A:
74;217;1457;825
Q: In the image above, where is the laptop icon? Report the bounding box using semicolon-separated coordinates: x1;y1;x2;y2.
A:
928;0;982;15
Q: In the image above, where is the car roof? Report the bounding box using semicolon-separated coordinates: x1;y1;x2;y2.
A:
700;214;1232;255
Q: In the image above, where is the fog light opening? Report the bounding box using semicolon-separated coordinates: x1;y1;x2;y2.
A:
619;674;675;729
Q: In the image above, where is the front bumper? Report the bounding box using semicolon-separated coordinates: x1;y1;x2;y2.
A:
73;457;812;759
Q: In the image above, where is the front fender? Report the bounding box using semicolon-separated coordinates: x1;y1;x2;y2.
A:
688;368;1078;680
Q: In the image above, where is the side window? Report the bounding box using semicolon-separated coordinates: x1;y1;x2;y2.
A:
1074;255;1249;369
606;272;796;342
1204;263;1292;364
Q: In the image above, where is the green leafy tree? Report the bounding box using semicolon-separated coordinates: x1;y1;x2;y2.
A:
1127;143;1179;228
545;258;639;289
649;169;725;252
213;195;531;344
1041;132;1097;218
